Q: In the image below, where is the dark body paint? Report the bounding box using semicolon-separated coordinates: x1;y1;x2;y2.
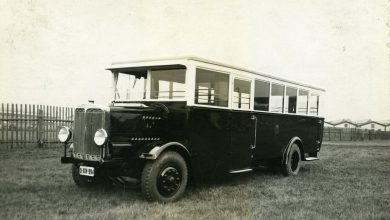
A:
63;101;324;180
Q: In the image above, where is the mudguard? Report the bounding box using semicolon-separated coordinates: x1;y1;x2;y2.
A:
282;137;303;164
139;142;190;160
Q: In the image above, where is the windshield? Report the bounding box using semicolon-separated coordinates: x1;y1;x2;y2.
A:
114;69;186;101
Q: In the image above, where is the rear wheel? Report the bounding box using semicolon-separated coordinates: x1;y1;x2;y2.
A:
281;144;301;176
141;151;188;202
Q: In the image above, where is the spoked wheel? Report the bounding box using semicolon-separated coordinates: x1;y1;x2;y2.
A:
281;144;301;176
141;151;188;203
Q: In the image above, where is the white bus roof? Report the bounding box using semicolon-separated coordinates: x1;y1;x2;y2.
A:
108;56;325;92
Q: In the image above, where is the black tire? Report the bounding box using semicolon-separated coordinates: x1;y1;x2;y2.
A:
141;151;188;203
281;144;301;176
71;164;94;187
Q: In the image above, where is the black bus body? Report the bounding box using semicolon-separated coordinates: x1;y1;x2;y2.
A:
59;57;325;202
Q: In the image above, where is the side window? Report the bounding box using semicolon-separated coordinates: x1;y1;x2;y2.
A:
195;68;229;107
284;87;297;113
297;89;309;115
254;80;270;111
233;79;251;109
309;93;319;116
270;83;284;113
150;69;186;99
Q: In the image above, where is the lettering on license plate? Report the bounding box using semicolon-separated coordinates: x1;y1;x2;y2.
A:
79;166;95;177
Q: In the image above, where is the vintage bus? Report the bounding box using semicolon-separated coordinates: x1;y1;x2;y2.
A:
58;57;325;202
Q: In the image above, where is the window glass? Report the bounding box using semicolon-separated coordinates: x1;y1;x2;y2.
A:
150;69;186;99
254;80;270;111
284;87;297;113
116;73;145;100
309;94;319;115
297;89;309;115
233;79;251;109
270;84;284;113
195;69;229;107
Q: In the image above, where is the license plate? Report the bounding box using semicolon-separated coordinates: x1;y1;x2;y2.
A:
79;166;95;177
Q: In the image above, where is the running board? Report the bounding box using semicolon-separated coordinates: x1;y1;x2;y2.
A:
109;176;140;189
305;157;319;161
229;168;253;174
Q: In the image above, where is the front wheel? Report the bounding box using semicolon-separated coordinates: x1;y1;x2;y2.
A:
141;151;188;202
281;144;301;176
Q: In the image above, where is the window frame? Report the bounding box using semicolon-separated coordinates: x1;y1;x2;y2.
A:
297;89;309;115
186;63;323;117
193;67;231;109
231;76;252;111
149;69;187;100
309;92;320;116
284;86;298;114
269;82;285;114
253;79;271;112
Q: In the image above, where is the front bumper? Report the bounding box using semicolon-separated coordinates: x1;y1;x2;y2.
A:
61;156;125;167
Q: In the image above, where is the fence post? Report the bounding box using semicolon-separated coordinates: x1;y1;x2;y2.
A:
349;128;353;141
37;109;44;148
339;129;342;141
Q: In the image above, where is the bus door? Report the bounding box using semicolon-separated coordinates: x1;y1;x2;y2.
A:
229;77;256;172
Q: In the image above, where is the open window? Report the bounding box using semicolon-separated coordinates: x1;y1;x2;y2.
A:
195;68;229;107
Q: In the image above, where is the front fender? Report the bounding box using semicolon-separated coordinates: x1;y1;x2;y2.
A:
139;142;190;160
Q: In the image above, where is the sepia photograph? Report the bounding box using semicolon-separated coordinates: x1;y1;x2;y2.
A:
1;0;389;219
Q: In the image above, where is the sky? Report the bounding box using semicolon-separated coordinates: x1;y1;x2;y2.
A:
0;0;389;121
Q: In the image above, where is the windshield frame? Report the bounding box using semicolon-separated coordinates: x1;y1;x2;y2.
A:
112;66;188;103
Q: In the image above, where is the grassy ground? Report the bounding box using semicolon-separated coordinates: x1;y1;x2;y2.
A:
0;142;389;220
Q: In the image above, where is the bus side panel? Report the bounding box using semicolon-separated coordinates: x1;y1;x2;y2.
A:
163;102;190;145
301;116;324;155
188;107;231;179
253;113;283;160
253;113;322;161
229;110;254;170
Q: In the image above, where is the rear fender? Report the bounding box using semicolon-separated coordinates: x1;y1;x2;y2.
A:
282;137;304;164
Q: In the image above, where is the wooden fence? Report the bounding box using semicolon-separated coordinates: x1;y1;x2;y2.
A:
1;102;389;147
322;127;390;141
0;103;74;147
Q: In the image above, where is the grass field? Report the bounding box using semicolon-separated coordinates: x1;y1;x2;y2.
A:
1;142;389;220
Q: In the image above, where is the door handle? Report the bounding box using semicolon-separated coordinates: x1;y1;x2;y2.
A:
251;115;257;150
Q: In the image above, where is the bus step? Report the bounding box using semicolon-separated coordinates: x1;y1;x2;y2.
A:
229;168;253;174
305;157;319;161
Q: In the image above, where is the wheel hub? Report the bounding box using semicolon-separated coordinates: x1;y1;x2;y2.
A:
157;167;182;197
291;151;300;172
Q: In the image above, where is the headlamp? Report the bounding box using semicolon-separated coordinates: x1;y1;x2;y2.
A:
94;128;108;146
58;126;72;143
